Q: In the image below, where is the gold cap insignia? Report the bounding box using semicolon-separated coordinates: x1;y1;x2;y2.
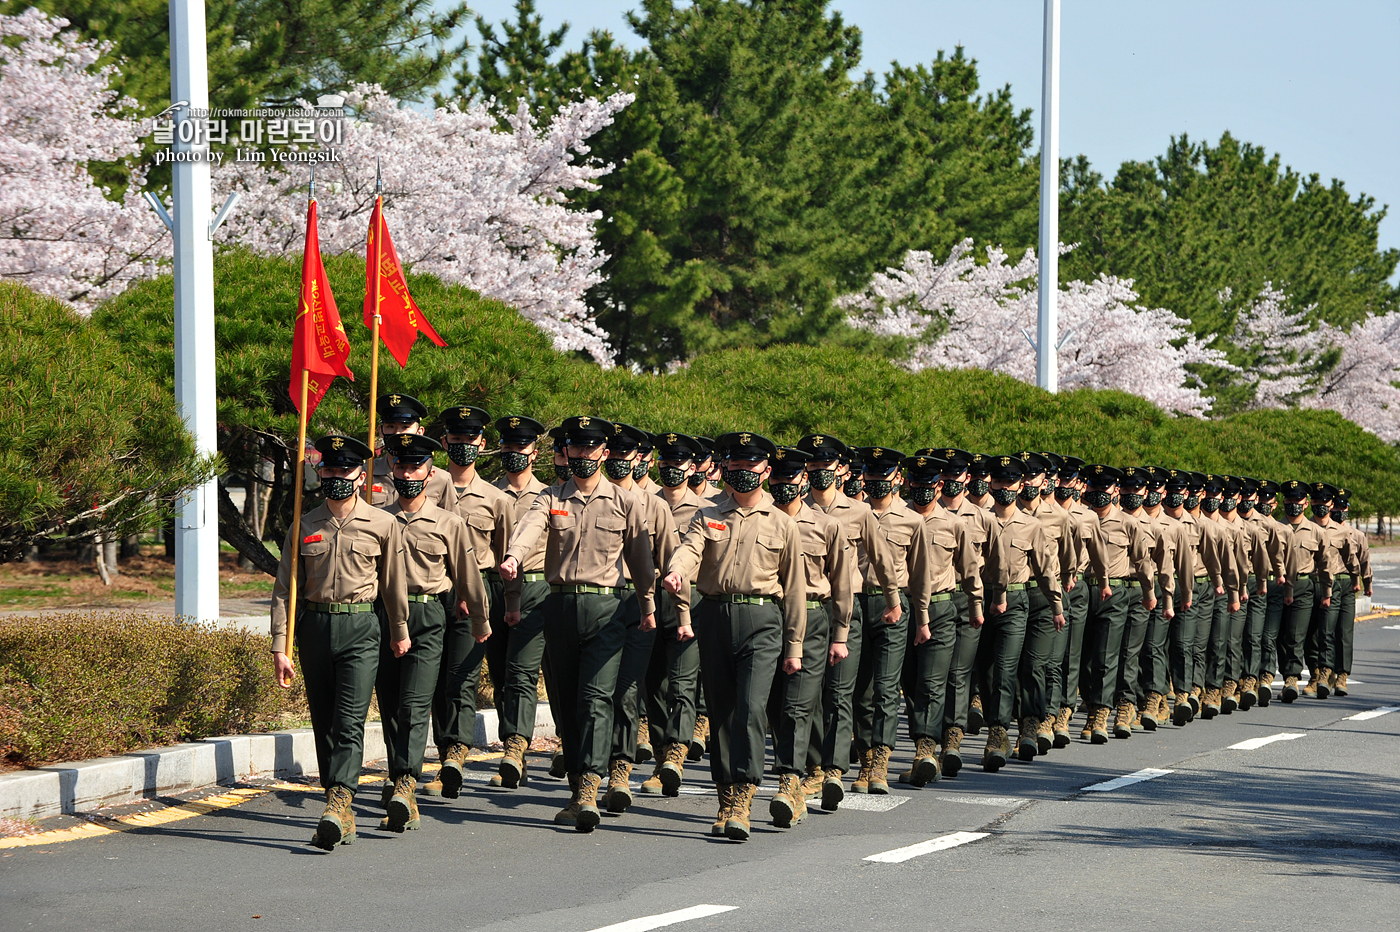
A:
739;433;752;445
579;416;590;428
1094;465;1104;473
873;448;883;458
916;456;927;467
389;394;401;407
666;433;678;444
813;436;823;446
1000;456;1011;467
509;416;520;428
458;407;470;419
775;449;786;460
330;437;344;450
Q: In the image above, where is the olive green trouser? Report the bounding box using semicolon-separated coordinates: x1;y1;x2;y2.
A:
1307;577;1344;672
298;606;380;792
486;575;507;700
1053;577;1090;710
645;587;702;748
853;589;912;752
768;603;831;774
610;593;654;763
1114;586;1151;707
818;593;865;772
1086;580;1132;708
902;596;958;741
1261;580;1287;677
494;577;551;742
1017;586;1058;723
1201;585;1231;691
1278;577;1315;678
376;597;446;781
1223;600;1248;684
695;598;783;785
541;590;629;777
432;590;488;752
1136;584;1169;701
1170;580;1212;693
943;589;984;733
1241;575;1267;680
981;589;1030;729
1328;578;1357;675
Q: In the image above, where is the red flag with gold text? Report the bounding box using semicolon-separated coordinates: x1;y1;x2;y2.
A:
363;198;446;366
291;199;354;416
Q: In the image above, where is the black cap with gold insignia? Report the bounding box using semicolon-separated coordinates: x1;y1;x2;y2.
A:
1059;455;1085;479
904;453;948;482
989;454;1026;481
968;453;992;478
693;436;716;463
560;415;614;446
636;431;655;456
315;434;373;468
771;446;811;480
919;447;970;473
1120;466;1150;490
856;446;905;473
1164;468;1190;492
494;415;545;444
1041;452;1063;477
717;431;778;462
1146;466;1171;490
1015;451;1051;478
795;434;849;462
1309;481;1339;503
386;433;441;464
1083;464;1124;487
655;432;701;462
1281;479;1308;499
378;392;429;424
443;404;490;434
1258;479;1281;499
609;422;650;455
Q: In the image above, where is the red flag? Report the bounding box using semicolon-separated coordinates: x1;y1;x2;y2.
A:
291;199;354;416
364;197;446;367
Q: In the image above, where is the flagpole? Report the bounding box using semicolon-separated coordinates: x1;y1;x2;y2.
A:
282;368;310;683
364;160;384;502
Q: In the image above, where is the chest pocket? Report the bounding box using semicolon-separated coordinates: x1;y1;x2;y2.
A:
1011;535;1037;557
884;529;912;555
300;539;332;576
754;532;784;570
595;516;627;535
931;528;958;554
346;537;381;575
414;536;447;557
466;513;497;534
548;511;577;531
1100;527;1130;552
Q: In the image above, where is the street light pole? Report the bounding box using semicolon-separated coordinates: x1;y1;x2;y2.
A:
1036;0;1061;393
169;0;219;622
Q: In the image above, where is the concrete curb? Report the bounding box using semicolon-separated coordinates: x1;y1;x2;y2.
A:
1;703;554;821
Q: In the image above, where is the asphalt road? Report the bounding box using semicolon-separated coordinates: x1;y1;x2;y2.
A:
5;617;1399;932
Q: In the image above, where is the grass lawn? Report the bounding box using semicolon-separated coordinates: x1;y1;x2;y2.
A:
0;546;272;611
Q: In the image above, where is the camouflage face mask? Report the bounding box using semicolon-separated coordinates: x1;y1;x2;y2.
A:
500;451;532;474
909;487;937;507
659;466;689;488
724;468;763;494
769;481;802;505
447;442;479;467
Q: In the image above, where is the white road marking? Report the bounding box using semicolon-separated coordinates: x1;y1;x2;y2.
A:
1345;706;1399;721
1382;624;1400;630
1228;732;1306;750
863;830;990;863
837;795;909;812
1082;768;1173;792
936;795;1027;808
585;904;737;932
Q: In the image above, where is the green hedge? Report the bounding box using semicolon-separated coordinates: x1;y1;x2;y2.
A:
0;613;307;768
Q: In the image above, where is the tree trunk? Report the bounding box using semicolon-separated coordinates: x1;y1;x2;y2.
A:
218;483;280;576
120;534;140;559
238;472;261;571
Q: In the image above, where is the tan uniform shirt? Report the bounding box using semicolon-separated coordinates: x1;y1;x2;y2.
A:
1319;520;1358;580
808;489;900;602
1228;514;1270;591
495;474;549;572
384;501;491;638
657;486;706;625
369;456;455;511
1282;518;1330;599
1033;504;1079;588
1090;508;1157;593
793;502;855;639
1067;501;1096;573
1345;523;1372;591
1124;508;1176;610
1268;517;1295;583
1246;510;1289;581
1150;510;1196;615
992;507;1063;615
1214;515;1252;602
1188;511;1229;591
918;501;987;624
505;478;657;614
620;484;678;588
669;492;807;658
454;473;515;573
270;497;408;652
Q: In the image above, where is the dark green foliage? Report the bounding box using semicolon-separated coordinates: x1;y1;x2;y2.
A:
0;282;211;562
0;612;309;767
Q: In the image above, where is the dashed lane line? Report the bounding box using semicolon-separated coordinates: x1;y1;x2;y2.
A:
1344;706;1399;721
863;830;990;863
584;904;737;932
1082;768;1173;792
1228;732;1306;750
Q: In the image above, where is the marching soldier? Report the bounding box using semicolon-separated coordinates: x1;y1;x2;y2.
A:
1276;480;1329;703
369;393;456;509
633;432;657;492
1196;476;1246;718
663;432;804;842
1219;478;1269;713
270;435;408;851
1182;472;1233;719
377;434;489;832
490;415;550;789
1251;480;1289;706
1327;490;1370;696
1051;455;1095;746
1304;482;1357;698
1163;471;1216;724
1137;466;1193;728
500;416;657;833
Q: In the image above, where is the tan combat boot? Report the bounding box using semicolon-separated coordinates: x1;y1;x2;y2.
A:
850;748;874;794
1189;685;1203;715
1333;672;1348;697
1017;717;1039;762
711;784;735;836
1172;692;1193;726
1080;705;1096;741
1053;707;1073;749
1201;687;1221;719
900;737;940;787
548;750;568;778
770;773;803;828
637;716;654;763
941;726;965;779
639;762;665;796
868;745;892;794
659;740;687;797
602;759;633;814
313;785;356;850
379;780;394;810
492;734;530;789
1315;667;1332;700
1238;676;1257;711
1142;691;1163;730
689;716;710;762
820;767;845;811
725;783;758;841
1037;715;1055;755
575;772;602;832
982;725;1009;772
967;695;985;735
1281;675;1299;703
1113;700;1134;739
1222;679;1238;714
1302;669;1319;698
383;774;420;833
1090;706;1111;744
554;774;582;826
438;742;470;799
799;764;824;799
1258;672;1274;706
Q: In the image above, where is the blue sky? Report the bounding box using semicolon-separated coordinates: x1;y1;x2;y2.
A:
446;0;1400;261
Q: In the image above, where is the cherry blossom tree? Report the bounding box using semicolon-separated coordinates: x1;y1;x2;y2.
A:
1306;312;1400;443
217;84;632;364
0;10;165;309
841;239;1229;417
1226;283;1323;408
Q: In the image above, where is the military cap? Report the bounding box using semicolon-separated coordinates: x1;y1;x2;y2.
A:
844;448;863;470
1240;476;1261;495
1163;469;1190;492
1281;479;1308;499
385;432;441;464
1059;455;1085;479
717;431;778;462
796;434;849;461
989;454;1027;481
1202;474;1225;495
1041;452;1064;477
494;415;545;444
1222;476;1243;496
1146;466;1171;489
1016;451;1052;478
609;422;649;455
921;447;971;473
1335;487;1352;508
1308;481;1339;503
1188;472;1209;492
693;436;717;466
378;392;429;424
442;404;490;433
559;415;613;446
548;425;567;452
1119;466;1151;489
968;453;993;477
1258;479;1282;498
770;446;812;479
655;432;702;462
1082;464;1124;486
857;446;906;473
316;434;373;468
904;453;948;482
636;431;655;456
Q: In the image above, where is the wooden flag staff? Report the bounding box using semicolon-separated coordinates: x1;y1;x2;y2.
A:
363;158;385;502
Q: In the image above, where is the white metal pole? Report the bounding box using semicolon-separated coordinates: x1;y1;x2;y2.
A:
170;0;219;622
1036;0;1061;393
